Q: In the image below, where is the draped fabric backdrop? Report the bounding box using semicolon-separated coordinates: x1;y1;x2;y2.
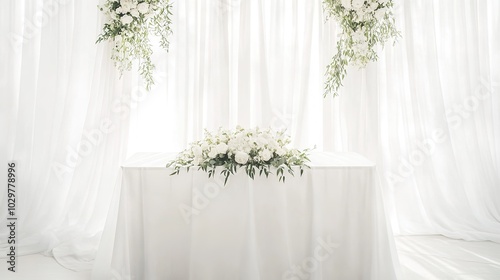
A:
1;0;499;271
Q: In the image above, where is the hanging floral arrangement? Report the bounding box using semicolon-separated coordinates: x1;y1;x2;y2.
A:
323;0;400;97
97;0;173;90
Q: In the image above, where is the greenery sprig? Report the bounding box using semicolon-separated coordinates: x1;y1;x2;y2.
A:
323;0;400;97
97;0;173;90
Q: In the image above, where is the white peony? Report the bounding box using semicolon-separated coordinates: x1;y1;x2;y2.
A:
374;8;387;20
120;14;133;25
259;149;272;161
130;9;139;18
192;157;201;166
235;151;249;164
341;0;352;9
137;2;150;14
192;145;202;156
216;143;228;154
352;0;365;10
208;148;218;159
201;143;209;151
121;2;133;13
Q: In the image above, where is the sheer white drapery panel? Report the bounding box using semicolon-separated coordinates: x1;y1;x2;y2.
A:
0;0;133;270
128;0;500;241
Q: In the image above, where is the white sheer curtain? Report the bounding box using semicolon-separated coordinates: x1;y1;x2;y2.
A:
1;0;499;273
1;0;134;270
129;0;500;243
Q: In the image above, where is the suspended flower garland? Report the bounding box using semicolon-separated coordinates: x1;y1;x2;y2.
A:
323;0;400;97
97;0;173;90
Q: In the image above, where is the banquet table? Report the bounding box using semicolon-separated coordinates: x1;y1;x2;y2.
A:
92;151;400;280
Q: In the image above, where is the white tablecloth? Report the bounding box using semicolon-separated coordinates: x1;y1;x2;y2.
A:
92;152;400;280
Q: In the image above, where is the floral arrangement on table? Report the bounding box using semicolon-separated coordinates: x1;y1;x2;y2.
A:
96;0;173;90
323;0;400;97
167;127;311;185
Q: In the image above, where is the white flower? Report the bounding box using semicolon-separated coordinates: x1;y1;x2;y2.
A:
114;35;123;46
137;2;150;14
216;143;228;154
276;148;286;156
192;145;202;156
208;148;218;159
352;0;365;10
235;151;249;164
121;1;133;13
256;137;268;146
192;157;201;166
341;0;352;9
201;143;209;151
115;7;123;14
121;14;133;25
130;9;139;18
374;8;387;20
259;149;272;161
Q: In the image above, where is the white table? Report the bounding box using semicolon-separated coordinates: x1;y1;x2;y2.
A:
92;152;400;280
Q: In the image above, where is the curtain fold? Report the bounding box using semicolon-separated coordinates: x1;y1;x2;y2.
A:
1;0;133;270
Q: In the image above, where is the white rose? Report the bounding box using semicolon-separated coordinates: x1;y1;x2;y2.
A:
192;157;201;166
276;148;286;156
259;149;272;161
192;145;202;156
356;10;366;19
121;14;133;25
352;0;365;10
257;137;268;146
201;143;209;151
341;0;351;9
137;2;150;14
216;143;228;154
374;8;387;20
235;151;249;165
121;2;133;13
208;148;218;159
130;9;139;18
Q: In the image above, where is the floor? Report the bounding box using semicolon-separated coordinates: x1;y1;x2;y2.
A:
1;235;499;280
396;235;500;280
